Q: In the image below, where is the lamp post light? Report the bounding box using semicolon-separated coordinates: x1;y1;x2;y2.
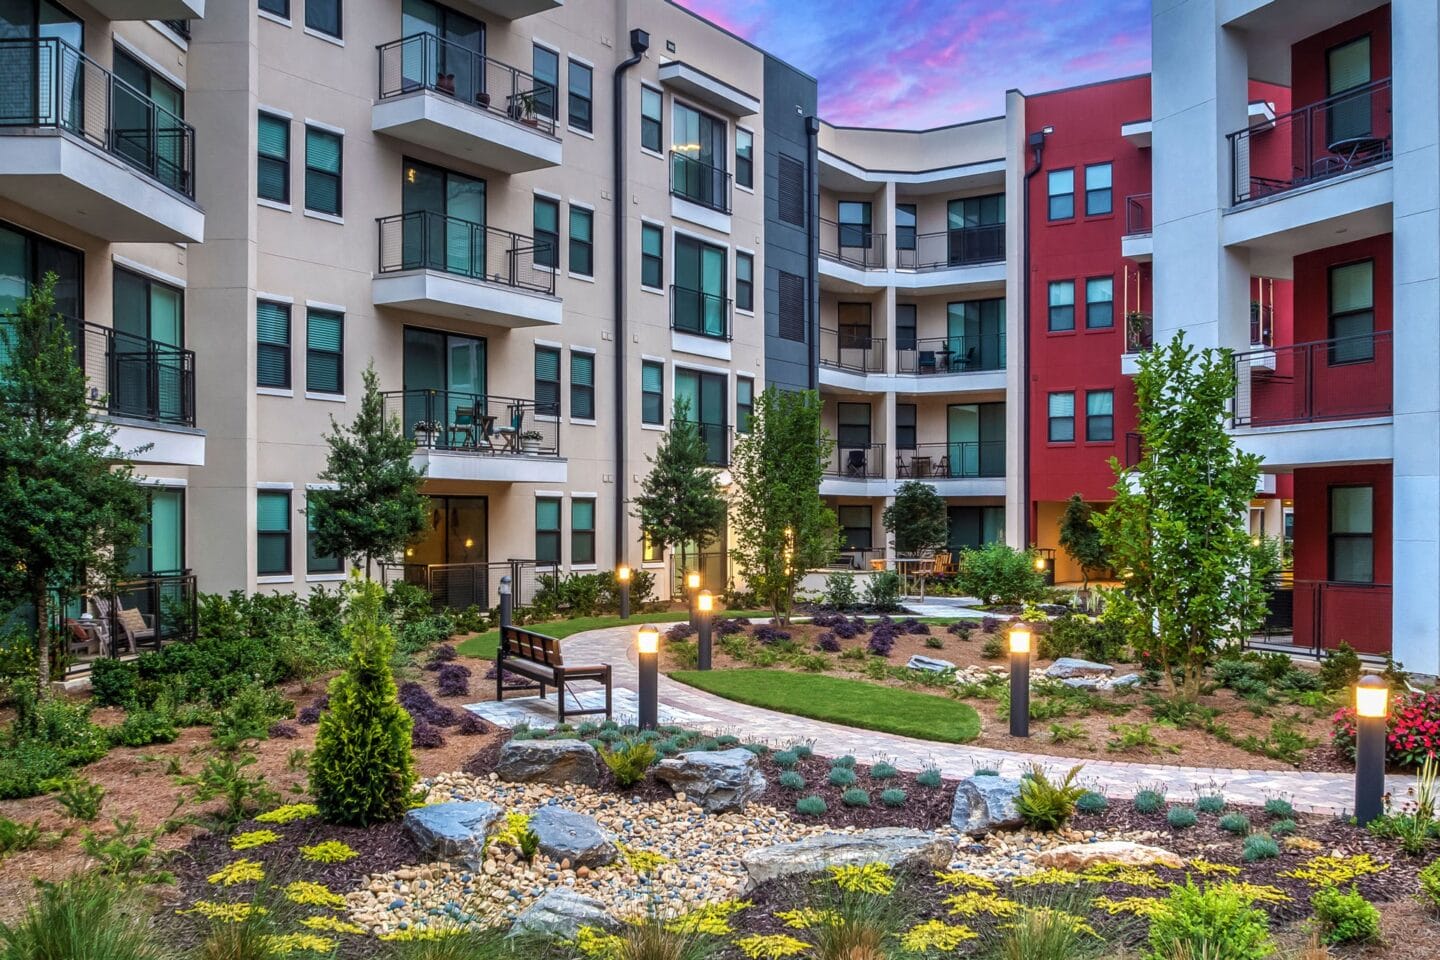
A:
1009;624;1032;738
637;625;660;731
696;589;714;670
686;570;701;626
1354;675;1389;826
498;575;513;630
616;564;631;620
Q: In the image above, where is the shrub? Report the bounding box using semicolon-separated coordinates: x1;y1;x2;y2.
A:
211;683;292;748
1264;797;1295;820
435;662;472;698
310;579;416;826
79;816;164;881
823;573;860;611
665;621;695;641
947;620;975;640
863;571;902;611
1167;806;1198;829
880;788;907;808
924;636;944;650
411;721;444;748
778;771;805;791
1311;884;1380;945
55;778;105;821
793;742;813;758
1147;880;1275;960
828;767;857;788
90;658;141;708
1219;813;1252;835
956;542;1047;605
0;873;168;960
1076;791;1108;814
1195;793;1226;815
1015;763;1085;832
1243;834;1280;862
832;754;857;768
1270;819;1298;837
602;739;658;788
870;761;898;780
796;795;827;816
9;683;109;767
916;766;944;789
0;740;69;801
0;816;43;856
106;708;179;748
1419;859;1440;909
1133;789;1165;814
841;788;871;808
1333;687;1440;769
268;721;298;740
1319;643;1363;692
866;626;897;657
181;753;279;826
773;749;799;769
817;633;841;653
980;634;1006;660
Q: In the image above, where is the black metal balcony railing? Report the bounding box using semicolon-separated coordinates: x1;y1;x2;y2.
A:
1231;330;1392;428
826;441;885;479
381;389;560;457
1229;78;1393;205
377;34;559;138
897;441;1005;479
1124;313;1153;354
1250;301;1274;347
818;219;886;269
377;211;556;295
669;151;732;214
0;37;196;198
1124;193;1152;234
819;328;886;373
677;419;732;467
60;571;197;678
0;313;196;427
669;285;731;340
897;224;1005;271
380;559;558;612
896;334;1005;374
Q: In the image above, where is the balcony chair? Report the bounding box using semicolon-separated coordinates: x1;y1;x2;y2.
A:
844;448;868;478
895;454;911;478
89;596;150;654
449;405;480;449
492;404;525;451
917;350;937;375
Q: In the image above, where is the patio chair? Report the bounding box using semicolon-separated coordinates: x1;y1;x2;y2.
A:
492;403;525;451
896;454;911;478
89;596;149;654
844;448;867;478
918;350;937;375
449;405;480;448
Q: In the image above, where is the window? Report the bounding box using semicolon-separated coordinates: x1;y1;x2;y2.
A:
571;351;594;420
305;0;340;37
1084;162;1112;216
1048;280;1075;332
113;268;184;421
112;48;185;192
572;499;596;565
532;44;558;122
257;490;292;576
1327;37;1372;142
305;309;343;394
674;368;728;465
641;223;663;289
672;234;727;338
640;85;663;153
1329;260;1375;363
533;196;559;269
1048;391;1075;442
896;303;917;351
1085;276;1114;328
736;377;754;434
0;222;84;321
838;505;872;552
1047;169;1074;220
535;346;560;417
641;361;664;425
256;300;291;388
568;59;592;133
259;0;289;17
736;252;753;312
837;201;871;249
1085;389;1114;442
896;204;917;251
836;402;871;448
257;112;289;203
304;125;342;216
306;494;342;574
535;497;561;565
735;128;753;189
1329;486;1373;583
896;404;917;450
948;505;1005;551
778;270;805;341
569;206;593;276
947;194;1006;264
642;530;663;564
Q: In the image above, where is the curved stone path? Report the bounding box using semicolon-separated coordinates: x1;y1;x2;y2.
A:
470;625;1417;816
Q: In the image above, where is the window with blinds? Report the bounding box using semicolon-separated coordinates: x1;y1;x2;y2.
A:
535;346;560;416
1085;276;1114;329
306;309;343;394
1048;281;1075;332
572;498;595;565
641;360;663;425
304;126;342;216
736;252;753;312
778;270;806;342
258;112;290;203
535;497;561;564
305;0;341;38
259;0;289;16
778;155;805;226
306;494;342;574
641;224;663;289
569;206;593;276
1329;260;1375;363
257;490;292;576
570;350;595;420
736;377;754;433
534;197;559;269
1086;389;1114;442
1048;391;1075;443
257;300;291;389
568;59;592;133
641;86;663;153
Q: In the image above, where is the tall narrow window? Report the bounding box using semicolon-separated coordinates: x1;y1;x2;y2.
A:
735;128;753;189
535;497;561;565
1048;280;1075;332
838;506;872;554
533;196;559;269
641;360;664;425
259;0;289;16
533;44;559;122
640;85;663;152
305;0;340;37
306;308;343;395
896;204;917;252
306;494;343;574
836;403;871;448
570;350;595;420
569;206;593;276
896;403;917;450
1048;391;1075;442
571;499;596;565
735;252;754;312
256;300;291;389
736;377;754;434
257;490;292;576
1047;169;1074;220
1085;389;1114;442
257;112;289;203
896;303;917;351
567;59;593;133
535;346;561;417
643;530;663;564
1329;486;1373;582
1327;37;1372;142
641;223;663;289
1085;276;1114;328
1084;162;1112;216
1329;260;1375;363
837;201;872;249
304;125;342;216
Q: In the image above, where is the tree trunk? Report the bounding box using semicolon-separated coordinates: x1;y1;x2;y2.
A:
33;585;50;698
364;554;373;581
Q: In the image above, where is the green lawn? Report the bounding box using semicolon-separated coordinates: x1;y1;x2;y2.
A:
668;669;982;744
456;610;768;659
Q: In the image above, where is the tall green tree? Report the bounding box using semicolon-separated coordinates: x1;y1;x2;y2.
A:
730;388;838;623
631;397;727;581
1096;332;1274;701
1058;492;1109;589
310;365;428;579
883;481;950;555
0;274;146;693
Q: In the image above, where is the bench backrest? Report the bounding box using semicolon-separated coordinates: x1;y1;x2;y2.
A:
500;625;563;667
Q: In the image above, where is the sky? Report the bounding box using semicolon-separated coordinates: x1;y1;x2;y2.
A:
670;0;1152;129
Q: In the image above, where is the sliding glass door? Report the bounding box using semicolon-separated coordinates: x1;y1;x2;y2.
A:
947;402;1005;478
675;368;727;465
946;297;1005;372
402;158;486;277
403;327;487;444
113;267;185;422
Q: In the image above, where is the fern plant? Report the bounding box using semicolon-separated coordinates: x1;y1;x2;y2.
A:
1015;764;1086;831
602;739;658;788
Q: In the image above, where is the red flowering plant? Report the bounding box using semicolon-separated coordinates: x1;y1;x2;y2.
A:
1332;687;1440;768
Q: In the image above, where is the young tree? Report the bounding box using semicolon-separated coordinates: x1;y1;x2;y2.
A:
729;388;838;623
1096;332;1274;701
0;274;146;694
310;364;428;579
631;397;727;580
883;481;949;554
1058;492;1109;589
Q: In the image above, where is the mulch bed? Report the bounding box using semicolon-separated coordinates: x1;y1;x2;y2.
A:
750;753;959;829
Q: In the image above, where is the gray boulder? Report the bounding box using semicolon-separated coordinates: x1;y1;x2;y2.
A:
1062;676;1101;690
511;889;617;939
529;806;618;868
1044;657;1115;679
1109;673;1143;689
742;828;954;887
496;738;603;787
950;774;1024;835
402;800;502;869
653;748;766;813
906;655;955;673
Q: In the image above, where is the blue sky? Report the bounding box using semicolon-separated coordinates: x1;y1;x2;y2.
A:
671;0;1152;128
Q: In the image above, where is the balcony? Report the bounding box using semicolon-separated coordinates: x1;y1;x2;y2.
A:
1233;330;1392;429
896;334;1005;376
670;286;731;341
1120;312;1152;375
898;225;1005;271
87;1;204;20
59;570;197;680
381;390;566;484
819;219;885;269
0;38;202;243
669;151;732;222
1292;580;1393;657
372;211;562;328
820;328;885;373
898;442;1005;480
373;35;561;173
1122;194;1152;262
380;559;558;613
678;420;733;468
826;442;886;479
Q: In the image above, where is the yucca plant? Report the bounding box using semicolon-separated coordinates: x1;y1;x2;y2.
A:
0;874;170;960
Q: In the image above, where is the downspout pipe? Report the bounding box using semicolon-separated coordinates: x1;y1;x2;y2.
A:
805;115;820;390
612;28;650;565
1021;128;1047;547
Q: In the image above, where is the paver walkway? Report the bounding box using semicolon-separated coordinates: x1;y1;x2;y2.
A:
468;625;1417;816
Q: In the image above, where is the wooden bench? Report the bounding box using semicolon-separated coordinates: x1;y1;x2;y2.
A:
496;625;612;722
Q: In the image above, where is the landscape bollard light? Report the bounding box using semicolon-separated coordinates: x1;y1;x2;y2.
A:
687;570;701;626
1354;675;1389;826
637;625;660;731
616;564;631;620
696;589;714;671
498;575;513;630
1009;625;1032;738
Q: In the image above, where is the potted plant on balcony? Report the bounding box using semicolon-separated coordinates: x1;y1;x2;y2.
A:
1125;311;1152;353
509;90;540;127
413;420;440;447
518;429;543;453
475;88;492;108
